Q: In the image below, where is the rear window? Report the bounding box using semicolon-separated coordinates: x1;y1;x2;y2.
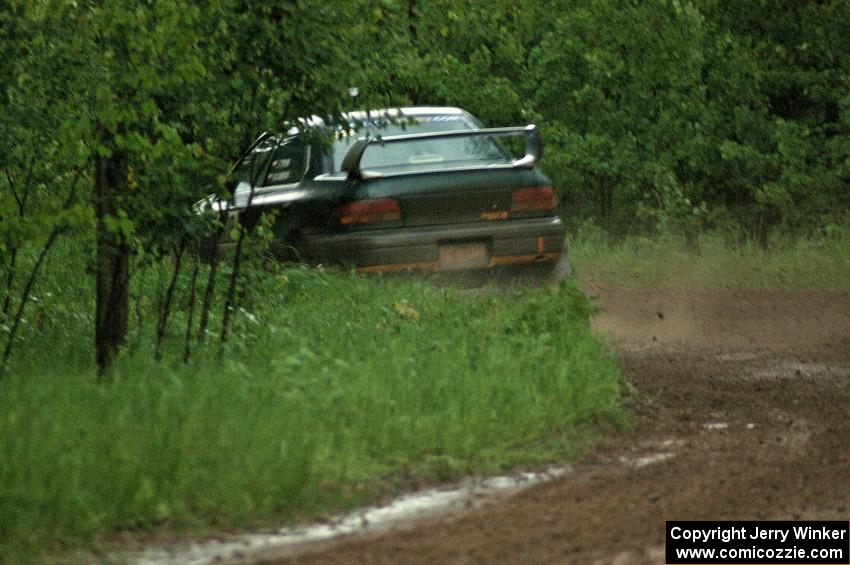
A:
330;115;510;173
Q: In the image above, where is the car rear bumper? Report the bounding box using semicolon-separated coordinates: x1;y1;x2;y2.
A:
300;216;566;273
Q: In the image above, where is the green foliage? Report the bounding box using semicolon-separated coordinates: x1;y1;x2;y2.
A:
521;0;849;241
0;246;623;561
3;0;848;263
1;0;848;555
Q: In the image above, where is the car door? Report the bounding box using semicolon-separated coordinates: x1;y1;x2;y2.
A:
263;139;309;188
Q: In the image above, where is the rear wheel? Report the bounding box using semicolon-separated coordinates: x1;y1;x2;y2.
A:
270;228;307;264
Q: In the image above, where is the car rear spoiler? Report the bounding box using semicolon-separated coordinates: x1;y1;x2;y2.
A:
340;124;542;180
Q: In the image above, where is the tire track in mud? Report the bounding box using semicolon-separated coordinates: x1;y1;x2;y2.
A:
264;286;850;565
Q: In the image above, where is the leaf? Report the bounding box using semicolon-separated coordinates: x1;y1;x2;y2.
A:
392;301;420;322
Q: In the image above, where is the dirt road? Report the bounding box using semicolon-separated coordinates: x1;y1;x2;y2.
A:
262;284;850;565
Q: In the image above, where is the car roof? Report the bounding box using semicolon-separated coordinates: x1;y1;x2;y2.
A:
291;107;470;133
342;106;467;121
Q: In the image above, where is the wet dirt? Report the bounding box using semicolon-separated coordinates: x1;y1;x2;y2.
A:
262;285;850;565
127;467;573;564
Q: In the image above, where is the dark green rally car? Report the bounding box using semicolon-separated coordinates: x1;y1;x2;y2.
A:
203;107;567;277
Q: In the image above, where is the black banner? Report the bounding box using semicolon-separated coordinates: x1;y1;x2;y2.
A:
666;521;849;564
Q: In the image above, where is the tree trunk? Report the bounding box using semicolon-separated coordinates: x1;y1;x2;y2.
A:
599;176;615;246
183;254;199;364
197;215;224;343
408;0;417;45
2;228;61;371
2;248;17;316
755;207;776;252
685;227;702;256
94;147;130;378
1;167;83;373
219;223;246;344
154;240;185;361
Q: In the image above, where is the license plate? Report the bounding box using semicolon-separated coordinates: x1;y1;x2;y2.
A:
437;242;489;271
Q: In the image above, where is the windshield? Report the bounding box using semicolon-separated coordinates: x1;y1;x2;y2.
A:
330;114;510;173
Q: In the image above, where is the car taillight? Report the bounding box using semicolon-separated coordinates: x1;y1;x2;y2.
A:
333;198;402;225
510;186;556;213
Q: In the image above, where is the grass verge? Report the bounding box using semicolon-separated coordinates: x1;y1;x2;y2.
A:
0;261;624;562
569;226;850;290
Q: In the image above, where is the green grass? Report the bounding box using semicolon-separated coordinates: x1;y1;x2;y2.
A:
0;248;624;562
570;225;850;290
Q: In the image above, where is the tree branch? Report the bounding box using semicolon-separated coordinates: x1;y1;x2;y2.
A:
3;167;22;211
1;166;84;373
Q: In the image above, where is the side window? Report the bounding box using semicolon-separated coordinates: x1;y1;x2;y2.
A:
265;141;306;185
234;138;276;185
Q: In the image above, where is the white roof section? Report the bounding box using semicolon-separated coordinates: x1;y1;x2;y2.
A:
343;106;466;121
287;107;470;135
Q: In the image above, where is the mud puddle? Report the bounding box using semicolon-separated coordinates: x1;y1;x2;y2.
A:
123;466;575;564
